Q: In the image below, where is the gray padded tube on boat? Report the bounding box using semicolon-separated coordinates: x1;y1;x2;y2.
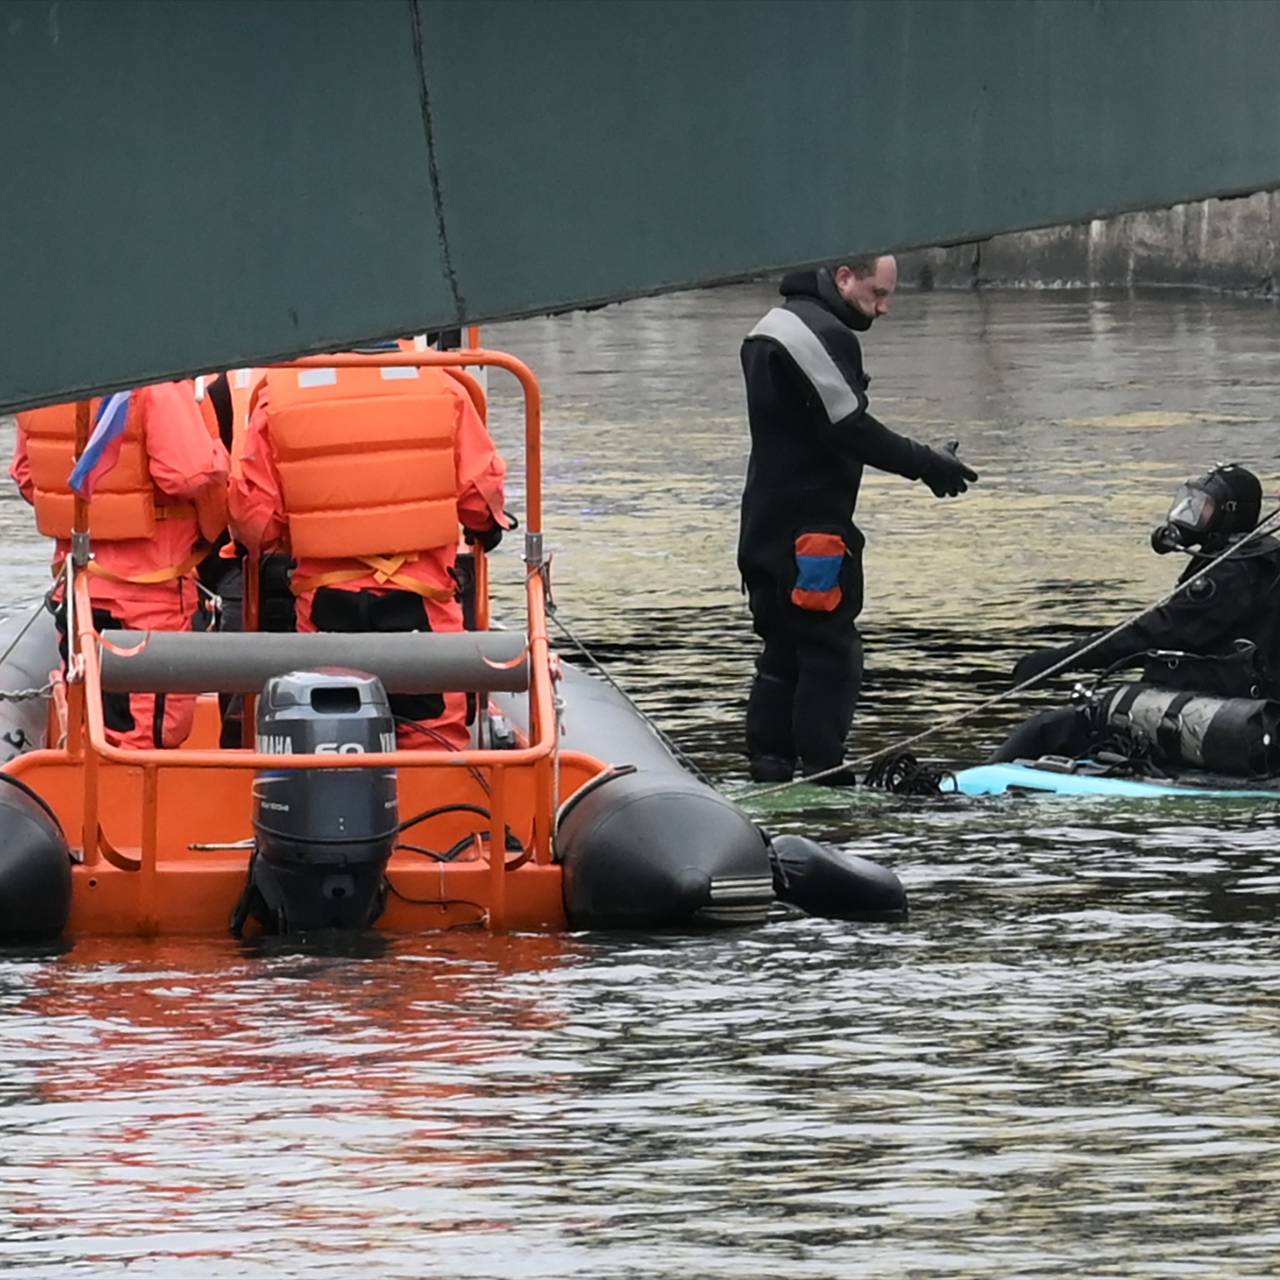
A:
98;630;530;694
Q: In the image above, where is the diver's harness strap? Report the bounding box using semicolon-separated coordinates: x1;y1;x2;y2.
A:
290;553;454;600
52;545;209;586
1155;691;1195;762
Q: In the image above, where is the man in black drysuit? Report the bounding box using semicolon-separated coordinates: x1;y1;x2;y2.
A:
738;256;979;784
991;463;1280;763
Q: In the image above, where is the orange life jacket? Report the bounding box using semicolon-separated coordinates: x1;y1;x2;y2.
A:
263;364;460;595
395;335;488;424
19;396;226;546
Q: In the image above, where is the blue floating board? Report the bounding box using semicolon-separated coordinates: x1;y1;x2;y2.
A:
948;763;1280;800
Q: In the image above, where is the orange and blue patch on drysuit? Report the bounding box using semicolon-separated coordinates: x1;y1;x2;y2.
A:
790;532;846;611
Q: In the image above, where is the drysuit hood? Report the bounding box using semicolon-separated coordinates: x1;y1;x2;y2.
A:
1151;463;1263;554
779;268;874;332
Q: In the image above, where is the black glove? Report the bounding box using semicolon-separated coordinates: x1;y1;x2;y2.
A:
920;441;978;497
463;510;518;554
464;524;505;553
1012;644;1079;687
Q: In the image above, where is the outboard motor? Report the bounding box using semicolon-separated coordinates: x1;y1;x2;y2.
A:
235;669;399;936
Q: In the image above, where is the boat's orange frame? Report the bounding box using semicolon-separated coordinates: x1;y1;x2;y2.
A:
5;349;608;935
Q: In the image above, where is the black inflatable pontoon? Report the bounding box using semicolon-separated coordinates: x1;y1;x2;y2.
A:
498;662;907;928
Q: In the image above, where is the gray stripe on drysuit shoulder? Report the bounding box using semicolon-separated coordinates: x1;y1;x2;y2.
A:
747;307;862;424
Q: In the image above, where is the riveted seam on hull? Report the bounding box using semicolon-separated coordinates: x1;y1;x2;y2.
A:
407;0;466;322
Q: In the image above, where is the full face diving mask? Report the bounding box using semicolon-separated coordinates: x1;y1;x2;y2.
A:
1150;464;1259;554
1150;482;1216;554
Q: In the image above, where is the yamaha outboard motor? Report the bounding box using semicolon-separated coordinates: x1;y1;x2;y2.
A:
235;669;399;936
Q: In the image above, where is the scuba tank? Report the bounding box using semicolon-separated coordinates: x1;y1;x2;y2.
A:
1103;683;1280;777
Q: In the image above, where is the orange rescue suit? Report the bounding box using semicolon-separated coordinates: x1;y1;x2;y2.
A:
229;363;509;751
10;381;231;750
18;387;228;578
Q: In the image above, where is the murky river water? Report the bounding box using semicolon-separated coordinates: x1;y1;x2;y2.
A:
3;286;1280;1277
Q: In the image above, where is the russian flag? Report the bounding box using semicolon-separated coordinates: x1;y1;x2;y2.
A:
68;391;132;498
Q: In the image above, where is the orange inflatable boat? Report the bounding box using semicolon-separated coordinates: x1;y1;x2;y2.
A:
0;349;906;941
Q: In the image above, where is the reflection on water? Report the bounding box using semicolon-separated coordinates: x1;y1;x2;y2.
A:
4;288;1280;1276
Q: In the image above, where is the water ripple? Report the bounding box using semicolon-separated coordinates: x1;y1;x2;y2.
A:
4;287;1280;1276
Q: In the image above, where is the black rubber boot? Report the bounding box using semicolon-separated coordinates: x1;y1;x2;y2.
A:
749;754;795;783
746;671;796;766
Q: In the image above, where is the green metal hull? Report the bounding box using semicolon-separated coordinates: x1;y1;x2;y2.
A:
4;0;1280;409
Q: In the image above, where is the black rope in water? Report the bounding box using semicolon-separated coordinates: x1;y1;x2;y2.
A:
862;750;954;797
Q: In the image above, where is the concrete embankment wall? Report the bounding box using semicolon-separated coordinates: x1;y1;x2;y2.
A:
898;191;1280;295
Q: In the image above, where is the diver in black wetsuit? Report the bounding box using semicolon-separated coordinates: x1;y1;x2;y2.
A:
991;464;1280;764
738;256;978;785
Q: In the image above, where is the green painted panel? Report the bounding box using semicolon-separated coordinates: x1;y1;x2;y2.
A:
3;0;1280;410
426;0;1280;317
0;0;450;408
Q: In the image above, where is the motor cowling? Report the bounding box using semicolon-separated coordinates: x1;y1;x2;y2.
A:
238;669;399;935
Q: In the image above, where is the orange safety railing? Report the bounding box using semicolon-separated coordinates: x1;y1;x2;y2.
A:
64;349;554;931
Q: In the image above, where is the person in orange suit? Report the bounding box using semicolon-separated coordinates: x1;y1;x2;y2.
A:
11;381;230;749
228;346;510;750
194;368;308;748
